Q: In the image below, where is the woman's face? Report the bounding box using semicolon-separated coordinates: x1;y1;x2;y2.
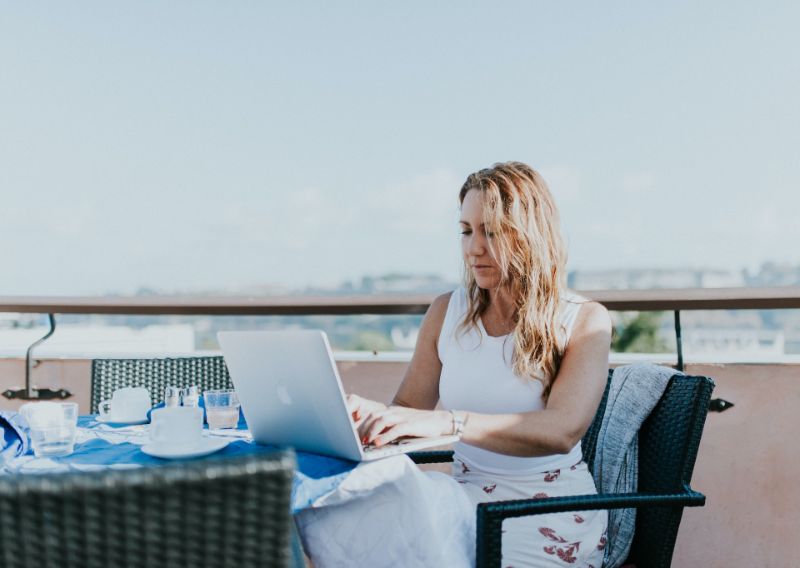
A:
460;189;502;289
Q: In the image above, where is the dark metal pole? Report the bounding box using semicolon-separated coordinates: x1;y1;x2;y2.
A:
2;312;70;400
674;310;684;372
25;313;57;398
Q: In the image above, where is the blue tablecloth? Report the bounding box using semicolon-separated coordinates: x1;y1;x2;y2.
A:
3;415;358;514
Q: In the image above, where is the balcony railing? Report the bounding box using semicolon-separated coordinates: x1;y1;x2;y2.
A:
3;286;800;315
1;286;799;400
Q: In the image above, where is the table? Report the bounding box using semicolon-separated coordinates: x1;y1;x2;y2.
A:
3;414;474;567
1;415;358;514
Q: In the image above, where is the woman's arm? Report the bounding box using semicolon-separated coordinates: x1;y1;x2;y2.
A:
391;292;451;410
349;293;450;437
362;301;611;455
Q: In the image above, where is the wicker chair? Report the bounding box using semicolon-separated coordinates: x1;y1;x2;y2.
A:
91;356;234;413
0;451;296;568
409;370;715;568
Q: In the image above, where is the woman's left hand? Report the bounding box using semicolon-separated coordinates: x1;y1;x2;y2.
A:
358;406;452;447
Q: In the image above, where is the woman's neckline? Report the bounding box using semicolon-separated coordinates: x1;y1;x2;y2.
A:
478;316;512;339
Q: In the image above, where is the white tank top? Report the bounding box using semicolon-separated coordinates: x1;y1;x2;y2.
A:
438;287;587;474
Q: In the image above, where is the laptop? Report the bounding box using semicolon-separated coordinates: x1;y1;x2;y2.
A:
217;330;459;461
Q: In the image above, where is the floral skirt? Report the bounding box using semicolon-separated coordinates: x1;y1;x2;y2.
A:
295;455;607;568
453;456;607;567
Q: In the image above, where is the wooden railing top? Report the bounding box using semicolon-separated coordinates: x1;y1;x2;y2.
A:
1;286;800;315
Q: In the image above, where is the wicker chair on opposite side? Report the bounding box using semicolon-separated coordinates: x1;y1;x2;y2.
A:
409;370;715;568
0;451;296;568
91;356;234;413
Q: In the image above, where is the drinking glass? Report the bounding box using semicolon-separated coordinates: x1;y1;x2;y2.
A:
20;402;79;457
181;385;200;407
204;390;240;429
164;386;181;408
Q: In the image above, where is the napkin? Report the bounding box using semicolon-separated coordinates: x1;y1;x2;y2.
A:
146;396;248;429
0;411;31;458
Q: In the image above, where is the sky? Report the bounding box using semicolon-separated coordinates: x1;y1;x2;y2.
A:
1;1;799;295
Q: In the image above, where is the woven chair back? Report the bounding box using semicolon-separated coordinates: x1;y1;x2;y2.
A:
581;369;714;567
0;451;296;568
91;356;233;413
630;373;713;565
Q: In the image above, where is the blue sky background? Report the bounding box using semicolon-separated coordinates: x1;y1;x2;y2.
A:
1;1;798;295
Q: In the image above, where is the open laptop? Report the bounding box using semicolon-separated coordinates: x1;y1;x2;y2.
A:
217;330;459;461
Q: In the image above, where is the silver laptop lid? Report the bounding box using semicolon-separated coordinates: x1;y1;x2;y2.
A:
217;330;363;461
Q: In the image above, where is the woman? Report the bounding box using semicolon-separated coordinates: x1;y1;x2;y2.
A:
299;162;610;567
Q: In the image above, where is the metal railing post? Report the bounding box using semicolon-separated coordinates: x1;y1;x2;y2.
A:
674;310;684;372
25;313;57;398
2;313;71;400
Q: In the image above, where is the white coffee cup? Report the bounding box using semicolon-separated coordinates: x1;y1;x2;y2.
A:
99;387;151;423
149;406;204;449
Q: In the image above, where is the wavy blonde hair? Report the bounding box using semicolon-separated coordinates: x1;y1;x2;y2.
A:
457;161;570;399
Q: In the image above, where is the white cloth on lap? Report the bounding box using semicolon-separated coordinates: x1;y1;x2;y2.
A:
295;453;607;568
295;455;475;568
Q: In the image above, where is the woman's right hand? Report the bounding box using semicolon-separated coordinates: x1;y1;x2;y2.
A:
346;394;387;428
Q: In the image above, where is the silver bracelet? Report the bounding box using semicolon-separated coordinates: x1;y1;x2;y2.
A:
449;410;467;438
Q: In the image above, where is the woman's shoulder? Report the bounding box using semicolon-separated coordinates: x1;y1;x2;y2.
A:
561;288;590;304
428;291;454;317
560;290;604;313
557;290;611;342
426;287;469;334
567;294;612;335
418;291;458;349
431;286;469;312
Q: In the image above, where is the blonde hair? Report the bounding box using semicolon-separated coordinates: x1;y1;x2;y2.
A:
457;161;570;399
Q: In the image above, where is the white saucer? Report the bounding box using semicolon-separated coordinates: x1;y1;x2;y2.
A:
96;415;149;426
141;437;229;460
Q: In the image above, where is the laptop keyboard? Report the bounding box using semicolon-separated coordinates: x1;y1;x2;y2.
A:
361;435;457;459
362;439;412;456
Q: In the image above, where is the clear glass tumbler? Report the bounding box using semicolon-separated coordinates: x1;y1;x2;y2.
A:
20;402;79;457
181;385;200;407
164;386;181;408
204;389;240;429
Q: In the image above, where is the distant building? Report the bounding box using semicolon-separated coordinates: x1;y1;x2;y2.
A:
749;262;800;287
390;327;418;349
569;268;746;290
0;324;195;357
683;329;785;358
359;274;455;294
700;270;748;288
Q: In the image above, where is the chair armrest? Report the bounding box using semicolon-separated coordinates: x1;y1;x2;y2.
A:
475;485;705;568
479;486;706;519
408;450;455;464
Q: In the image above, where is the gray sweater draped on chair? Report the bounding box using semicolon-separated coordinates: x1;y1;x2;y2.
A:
592;363;677;567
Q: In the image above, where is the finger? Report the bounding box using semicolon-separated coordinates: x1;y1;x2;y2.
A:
364;417;388;443
357;412;384;441
359;407;402;440
365;414;398;444
345;394;359;413
373;422;413;447
354;406;382;430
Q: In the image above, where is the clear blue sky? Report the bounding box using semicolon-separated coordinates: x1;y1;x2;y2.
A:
1;1;798;295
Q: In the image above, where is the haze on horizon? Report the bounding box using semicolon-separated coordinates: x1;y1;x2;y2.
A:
1;2;798;296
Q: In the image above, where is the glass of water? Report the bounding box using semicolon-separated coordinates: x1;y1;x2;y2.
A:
204;390;240;429
20;402;79;457
164;386;181;408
